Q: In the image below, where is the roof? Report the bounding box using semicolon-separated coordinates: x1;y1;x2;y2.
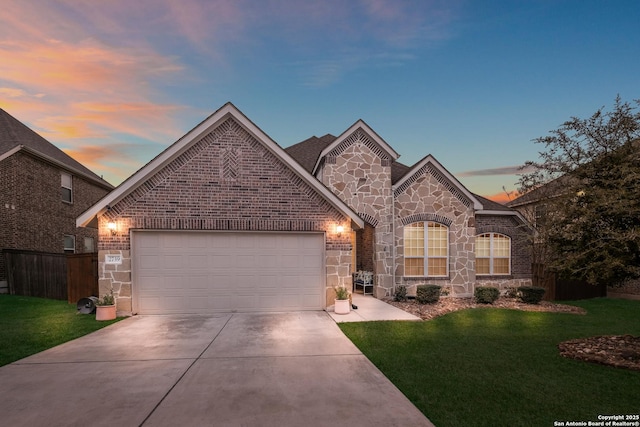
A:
77;102;364;229
473;193;512;211
0;108;113;189
284;134;336;173
506;174;571;208
390;161;411;184
287;126;524;218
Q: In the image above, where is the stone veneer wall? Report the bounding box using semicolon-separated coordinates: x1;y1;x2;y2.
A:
320;129;394;297
97;117;354;313
98;250;132;315
394;166;477;297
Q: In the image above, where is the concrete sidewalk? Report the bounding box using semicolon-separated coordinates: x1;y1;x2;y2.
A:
328;293;422;322
0;312;433;427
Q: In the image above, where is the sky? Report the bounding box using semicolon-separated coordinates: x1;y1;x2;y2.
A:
1;0;639;203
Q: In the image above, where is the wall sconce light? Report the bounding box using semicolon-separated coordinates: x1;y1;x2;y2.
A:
107;222;117;236
336;225;345;237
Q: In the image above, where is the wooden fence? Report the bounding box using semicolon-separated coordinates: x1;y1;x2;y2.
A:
3;250;98;303
4;250;67;300
532;263;607;301
66;253;98;304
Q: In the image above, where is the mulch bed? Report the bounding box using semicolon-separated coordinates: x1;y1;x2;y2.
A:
384;296;586;321
558;335;640;371
385;296;639;371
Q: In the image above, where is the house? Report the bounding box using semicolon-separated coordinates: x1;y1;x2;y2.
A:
77;103;532;315
0;109;114;293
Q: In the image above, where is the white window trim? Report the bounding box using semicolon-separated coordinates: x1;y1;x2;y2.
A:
404;221;449;278
476;233;511;276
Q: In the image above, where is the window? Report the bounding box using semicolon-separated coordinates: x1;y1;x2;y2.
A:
476;233;511;275
84;237;95;253
61;172;72;203
404;222;449;277
64;235;75;253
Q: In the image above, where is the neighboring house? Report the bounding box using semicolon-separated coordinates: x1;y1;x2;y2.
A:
0;109;114;292
77;103;532;315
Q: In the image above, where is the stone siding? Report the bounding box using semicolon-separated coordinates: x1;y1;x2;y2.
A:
394;165;477;297
98;117;353;312
320;129;394;296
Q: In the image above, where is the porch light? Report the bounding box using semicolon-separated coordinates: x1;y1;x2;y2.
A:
107;222;117;236
336;225;345;237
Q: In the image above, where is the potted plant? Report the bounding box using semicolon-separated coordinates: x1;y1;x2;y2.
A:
334;286;351;315
95;288;116;321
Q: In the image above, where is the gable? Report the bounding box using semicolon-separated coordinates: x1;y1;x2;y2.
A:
107;117;345;224
393;155;482;210
313;120;399;175
78;103;363;229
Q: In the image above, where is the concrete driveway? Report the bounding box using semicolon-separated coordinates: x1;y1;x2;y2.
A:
0;312;433;427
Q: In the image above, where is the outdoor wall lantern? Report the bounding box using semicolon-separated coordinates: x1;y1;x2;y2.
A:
107;222;117;236
336;225;345;237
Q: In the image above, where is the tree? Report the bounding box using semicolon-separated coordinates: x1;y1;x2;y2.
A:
518;96;640;286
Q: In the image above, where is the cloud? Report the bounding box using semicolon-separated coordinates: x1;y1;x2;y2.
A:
0;87;45;99
62;143;148;185
458;165;535;177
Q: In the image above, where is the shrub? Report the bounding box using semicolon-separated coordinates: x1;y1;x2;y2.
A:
394;285;408;302
518;286;546;304
416;285;441;304
474;286;500;304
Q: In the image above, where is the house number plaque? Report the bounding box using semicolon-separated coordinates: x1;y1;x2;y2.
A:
105;254;123;265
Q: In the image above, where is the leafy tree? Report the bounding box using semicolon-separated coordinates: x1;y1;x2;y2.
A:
518;96;640;285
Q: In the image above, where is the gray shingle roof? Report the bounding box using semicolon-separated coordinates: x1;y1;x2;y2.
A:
0;109;112;188
284;134;336;173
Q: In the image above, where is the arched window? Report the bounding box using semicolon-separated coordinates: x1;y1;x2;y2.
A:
476;233;511;275
404;222;448;277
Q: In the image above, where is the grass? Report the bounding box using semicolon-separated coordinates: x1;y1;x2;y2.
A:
339;298;640;427
0;294;122;367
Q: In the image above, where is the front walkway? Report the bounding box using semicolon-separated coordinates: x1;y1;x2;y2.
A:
328;293;421;322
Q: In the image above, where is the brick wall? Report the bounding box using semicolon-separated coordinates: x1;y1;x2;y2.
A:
97;117;353;312
475;214;533;279
0;152;110;283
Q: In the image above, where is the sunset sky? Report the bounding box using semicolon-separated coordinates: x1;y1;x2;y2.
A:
1;0;638;203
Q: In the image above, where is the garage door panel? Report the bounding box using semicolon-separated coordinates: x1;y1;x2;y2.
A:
133;231;324;314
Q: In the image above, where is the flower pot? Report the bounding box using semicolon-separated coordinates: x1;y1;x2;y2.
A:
334;299;350;315
96;305;116;321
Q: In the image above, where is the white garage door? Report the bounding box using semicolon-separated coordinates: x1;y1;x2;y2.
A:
132;231;325;314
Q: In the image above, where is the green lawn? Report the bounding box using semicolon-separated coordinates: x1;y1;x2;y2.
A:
0;294;122;367
339;298;640;427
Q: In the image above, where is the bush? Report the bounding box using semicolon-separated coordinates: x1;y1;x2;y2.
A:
518;286;546;304
474;286;500;304
394;285;408;302
416;285;441;304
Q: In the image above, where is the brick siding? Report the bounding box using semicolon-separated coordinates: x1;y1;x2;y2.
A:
0;152;109;282
97;117;353;311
